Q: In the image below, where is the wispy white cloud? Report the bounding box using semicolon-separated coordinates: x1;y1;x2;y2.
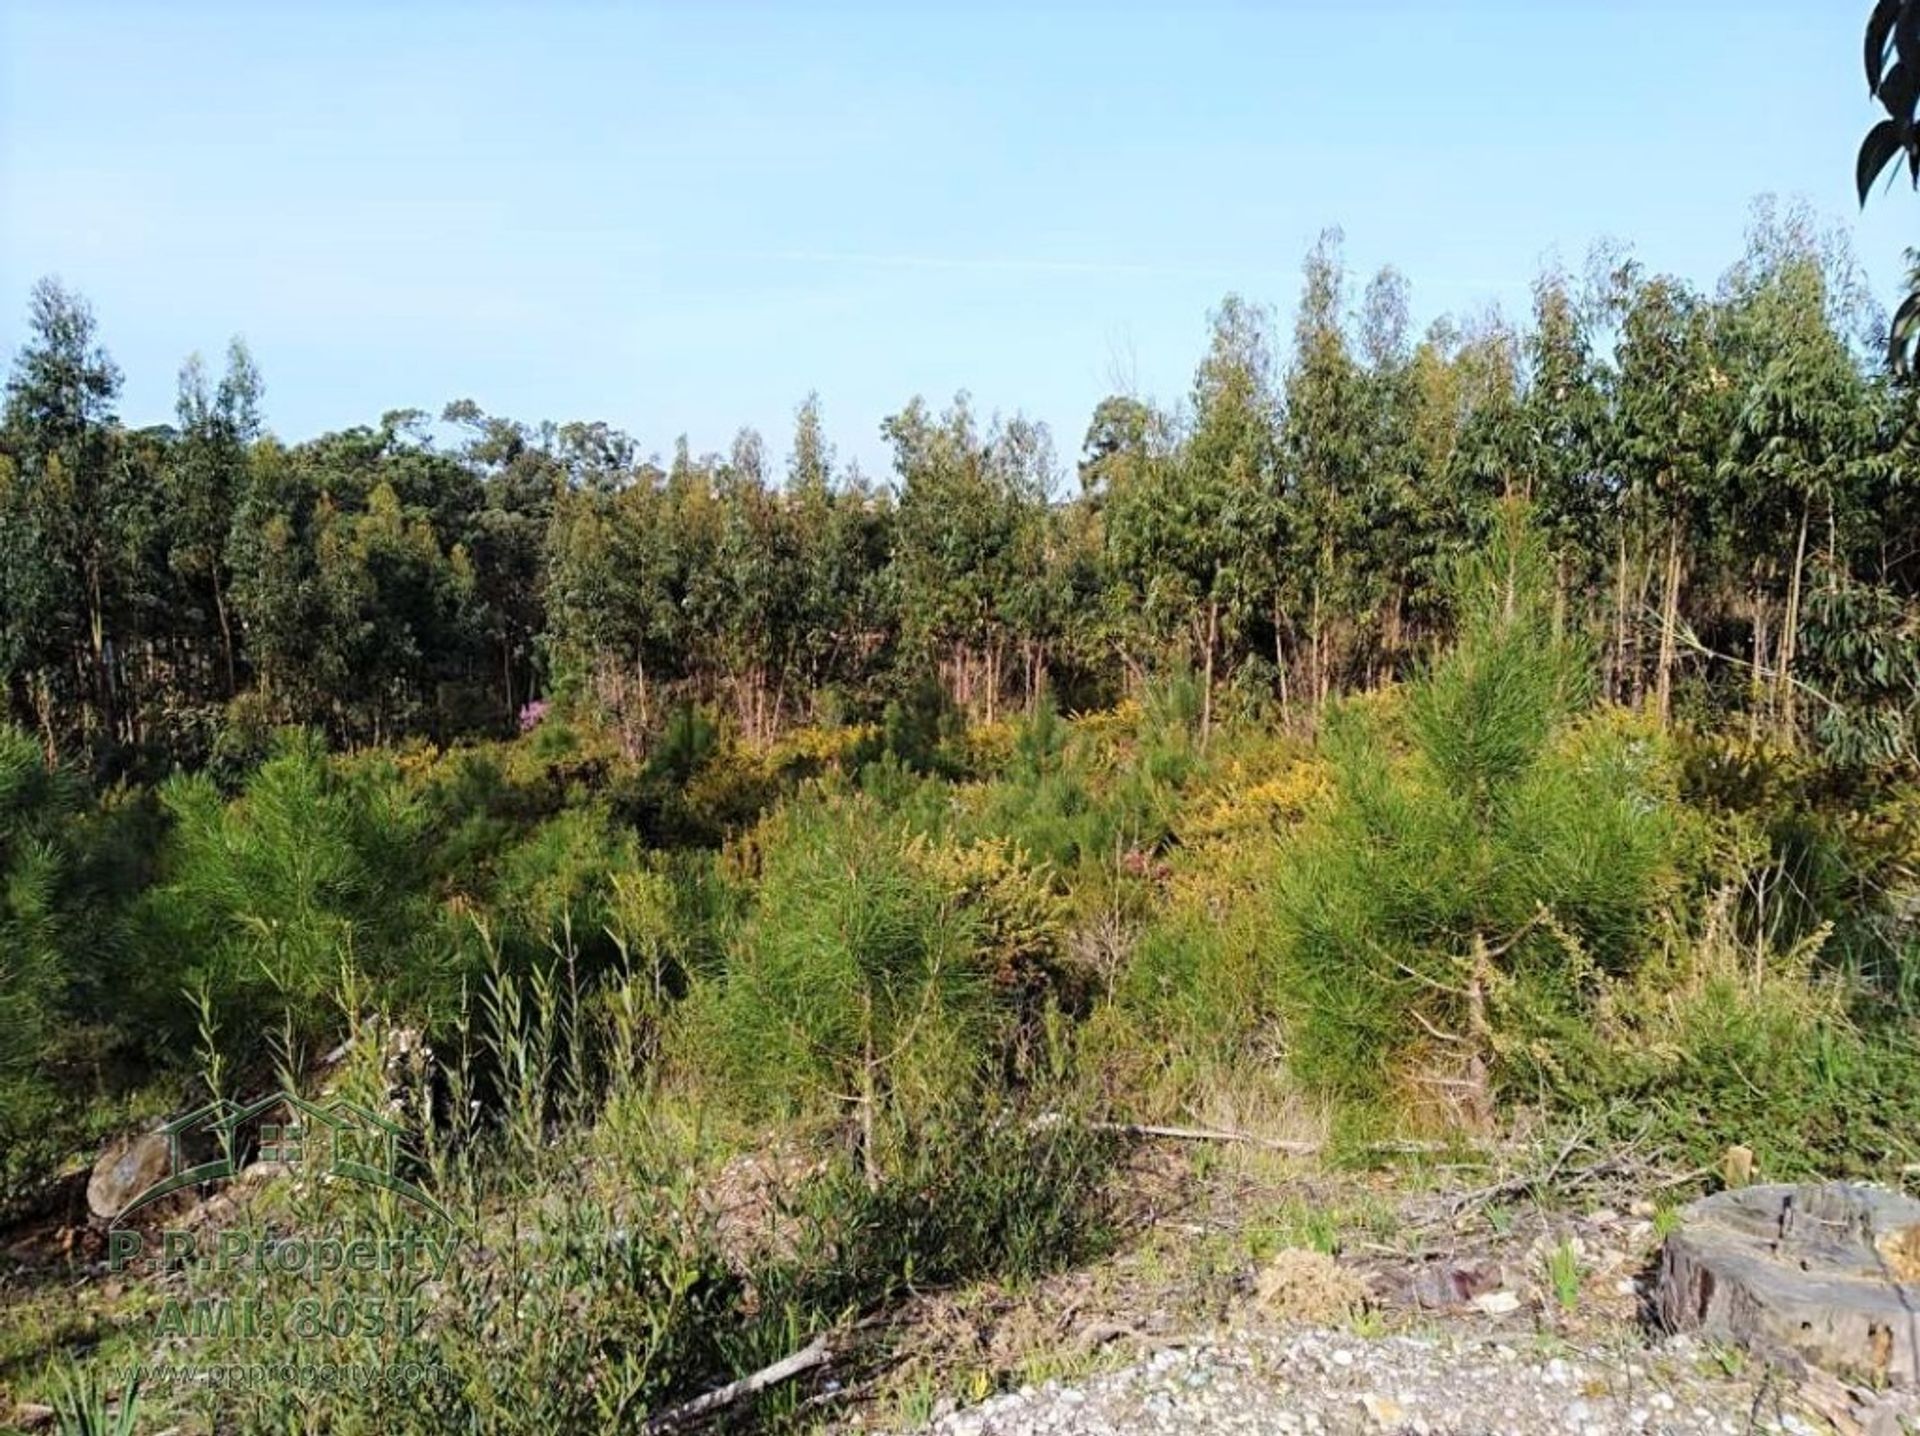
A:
755;249;1263;281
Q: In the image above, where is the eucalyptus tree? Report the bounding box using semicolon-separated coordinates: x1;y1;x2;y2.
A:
0;280;137;756
170;339;262;697
1861;0;1920;371
1715;210;1879;734
1100;296;1280;728
883;395;1053;721
713;426;802;737
1079;394;1165;686
1520;269;1614;606
1182;295;1282;731
786;395;894;708
441;400;563;723
228;418;482;742
1281;232;1372;704
1609;268;1730;719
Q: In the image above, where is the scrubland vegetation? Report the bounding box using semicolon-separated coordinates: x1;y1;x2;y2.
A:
3;202;1920;1431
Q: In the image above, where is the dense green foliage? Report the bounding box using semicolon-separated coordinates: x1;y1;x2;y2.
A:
5;205;1920;1433
1863;0;1920;370
1276;513;1679;1106
5;202;1917;781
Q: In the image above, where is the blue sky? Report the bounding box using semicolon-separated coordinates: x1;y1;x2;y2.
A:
1;2;1909;479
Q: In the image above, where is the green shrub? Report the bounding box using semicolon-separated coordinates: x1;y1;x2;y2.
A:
1090;900;1282;1110
1274;509;1679;1109
136;731;444;1068
784;1097;1118;1307
675;795;993;1160
1675;731;1920;997
480;803;638;967
0;726;154;1190
1547;896;1920;1176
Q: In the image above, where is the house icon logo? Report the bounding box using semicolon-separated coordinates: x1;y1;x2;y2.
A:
115;1092;451;1225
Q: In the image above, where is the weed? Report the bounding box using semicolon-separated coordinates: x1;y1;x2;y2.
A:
894;1371;938;1428
1348;1307;1388;1338
49;1368;140;1436
1544;1239;1584;1312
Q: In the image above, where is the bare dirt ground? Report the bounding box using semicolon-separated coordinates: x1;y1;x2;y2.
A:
839;1144;1919;1435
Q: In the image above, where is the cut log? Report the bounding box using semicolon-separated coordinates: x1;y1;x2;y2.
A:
1656;1183;1920;1387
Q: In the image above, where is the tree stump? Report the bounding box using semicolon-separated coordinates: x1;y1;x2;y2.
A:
1657;1183;1920;1387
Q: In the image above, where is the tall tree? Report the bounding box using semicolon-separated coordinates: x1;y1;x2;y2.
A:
170;338;262;698
0;279;135;756
1281;232;1372;704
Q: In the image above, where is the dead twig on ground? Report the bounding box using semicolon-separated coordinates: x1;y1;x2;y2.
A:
639;1336;832;1432
1089;1121;1320;1155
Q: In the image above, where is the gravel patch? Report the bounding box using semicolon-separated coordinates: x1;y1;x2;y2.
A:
902;1329;1830;1436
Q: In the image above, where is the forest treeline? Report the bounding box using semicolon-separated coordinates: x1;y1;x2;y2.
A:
10;200;1920;1432
5;200;1917;777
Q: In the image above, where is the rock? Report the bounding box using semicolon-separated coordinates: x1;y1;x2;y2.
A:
1359;1392;1404;1427
1408;1259;1503;1310
85;1130;171;1220
1472;1290;1523;1316
1657;1182;1920;1387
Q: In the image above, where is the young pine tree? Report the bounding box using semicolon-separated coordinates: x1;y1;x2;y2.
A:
1276;503;1677;1122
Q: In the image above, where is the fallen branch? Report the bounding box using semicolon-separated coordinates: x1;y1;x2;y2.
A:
1089;1121;1320;1155
1447;1120;1605;1219
641;1336;832;1432
1649;1163;1717;1191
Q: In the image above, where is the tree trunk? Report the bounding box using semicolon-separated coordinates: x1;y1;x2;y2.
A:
1309;583;1325;711
1654;524;1683;725
1461;933;1495;1133
214;572;237;698
1200;596;1218;747
1630;546;1654;708
1273;598;1290;723
500;630;515;725
88;559;111;739
1777;502;1811;743
1612;525;1630;704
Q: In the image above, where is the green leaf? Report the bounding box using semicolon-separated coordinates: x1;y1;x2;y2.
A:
1888;289;1920;377
1900;4;1920;75
1886;59;1920;121
1858;118;1905;203
1870;0;1902;90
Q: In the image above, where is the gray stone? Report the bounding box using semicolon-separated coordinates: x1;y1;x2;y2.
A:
85;1130;171;1220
